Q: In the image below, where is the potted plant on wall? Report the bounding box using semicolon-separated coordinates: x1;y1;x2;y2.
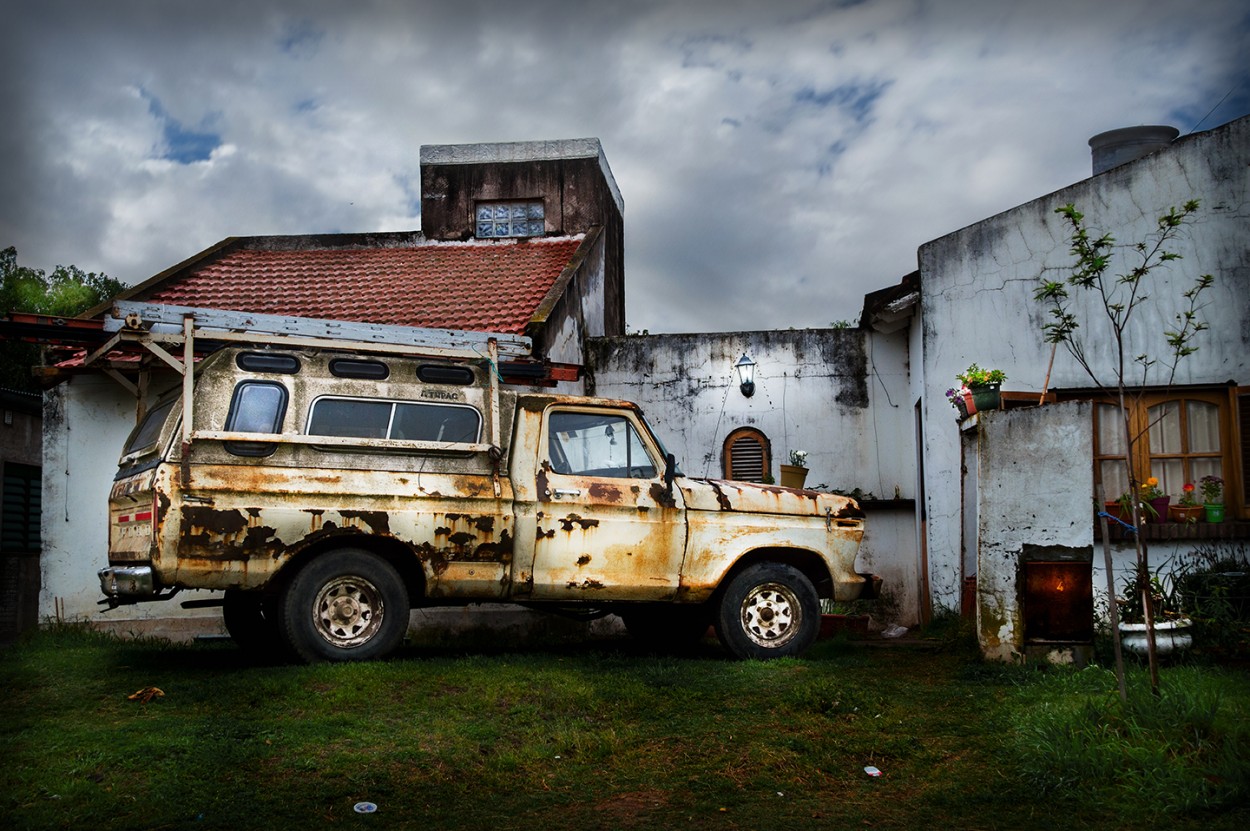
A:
946;387;975;419
1169;482;1203;523
955;363;1006;412
780;450;808;489
1201;475;1225;523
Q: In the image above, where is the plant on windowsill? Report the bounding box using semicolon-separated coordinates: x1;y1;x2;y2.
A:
1104;489;1157;524
1169;482;1203;523
955;364;1006;412
1139;477;1170;524
1201;475;1225;523
780;449;808;489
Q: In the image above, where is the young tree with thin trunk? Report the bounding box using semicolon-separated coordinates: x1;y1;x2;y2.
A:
1035;200;1213;696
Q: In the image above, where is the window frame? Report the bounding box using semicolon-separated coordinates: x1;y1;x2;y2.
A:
305;395;482;448
544;408;660;480
224;381;290;457
474;199;545;239
1084;386;1241;519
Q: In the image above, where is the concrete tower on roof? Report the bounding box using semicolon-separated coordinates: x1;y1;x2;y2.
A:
419;138;625;337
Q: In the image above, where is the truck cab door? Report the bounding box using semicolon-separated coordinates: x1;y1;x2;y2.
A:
521;407;686;600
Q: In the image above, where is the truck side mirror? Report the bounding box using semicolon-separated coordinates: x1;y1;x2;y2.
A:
664;453;677;498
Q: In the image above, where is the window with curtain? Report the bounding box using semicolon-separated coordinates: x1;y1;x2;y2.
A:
1092;390;1229;507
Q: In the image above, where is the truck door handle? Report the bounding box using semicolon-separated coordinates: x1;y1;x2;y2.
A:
553;488;582;499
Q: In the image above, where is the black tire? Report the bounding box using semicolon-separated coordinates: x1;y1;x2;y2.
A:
714;563;820;660
222;589;284;656
621;605;711;652
279;549;409;663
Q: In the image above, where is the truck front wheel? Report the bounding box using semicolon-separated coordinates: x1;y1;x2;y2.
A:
280;549;410;663
715;563;819;660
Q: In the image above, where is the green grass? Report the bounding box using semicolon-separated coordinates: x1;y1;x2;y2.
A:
4;625;1249;830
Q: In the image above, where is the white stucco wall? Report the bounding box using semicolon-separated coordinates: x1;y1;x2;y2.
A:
918;116;1250;611
587;327;922;624
972;402;1092;660
40;373;221;626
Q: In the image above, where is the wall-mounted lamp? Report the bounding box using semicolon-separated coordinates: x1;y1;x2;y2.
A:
734;353;756;398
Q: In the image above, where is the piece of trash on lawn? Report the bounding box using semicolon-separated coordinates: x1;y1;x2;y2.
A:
127;686;164;703
881;624;909;639
354;802;378;814
864;766;882;777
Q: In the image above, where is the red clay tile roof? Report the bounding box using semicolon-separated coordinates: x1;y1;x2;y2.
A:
135;236;583;335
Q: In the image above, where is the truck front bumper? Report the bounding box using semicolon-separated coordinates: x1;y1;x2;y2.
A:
99;565;156;598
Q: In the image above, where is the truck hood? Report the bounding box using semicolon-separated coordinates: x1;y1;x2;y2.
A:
677;478;863;520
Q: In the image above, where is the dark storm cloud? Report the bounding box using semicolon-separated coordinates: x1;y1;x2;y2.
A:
2;0;1247;333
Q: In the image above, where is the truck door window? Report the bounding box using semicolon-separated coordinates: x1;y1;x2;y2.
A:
224;381;288;456
548;412;656;479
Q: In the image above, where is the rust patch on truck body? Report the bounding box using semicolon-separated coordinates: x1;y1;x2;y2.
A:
558;514;600;532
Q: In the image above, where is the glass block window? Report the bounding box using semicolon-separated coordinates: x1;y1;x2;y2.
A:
476;201;544;238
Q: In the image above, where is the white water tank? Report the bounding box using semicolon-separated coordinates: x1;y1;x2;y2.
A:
1088;125;1179;175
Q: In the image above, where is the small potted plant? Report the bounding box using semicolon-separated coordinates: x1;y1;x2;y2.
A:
955;363;1006;412
945;387;974;419
1200;475;1225;523
1104;488;1156;524
1169;482;1203;523
780;449;808;489
1139;476;1169;524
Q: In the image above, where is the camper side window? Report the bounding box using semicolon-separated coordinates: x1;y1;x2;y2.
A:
121;398;178;461
306;397;482;446
224;381;288;457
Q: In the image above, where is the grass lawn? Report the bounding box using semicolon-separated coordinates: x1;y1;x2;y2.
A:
4;623;1249;830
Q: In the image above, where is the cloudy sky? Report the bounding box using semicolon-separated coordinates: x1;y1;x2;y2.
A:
2;0;1247;334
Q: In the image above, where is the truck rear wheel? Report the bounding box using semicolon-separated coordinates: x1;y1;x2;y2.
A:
715;563;819;660
280;549;409;663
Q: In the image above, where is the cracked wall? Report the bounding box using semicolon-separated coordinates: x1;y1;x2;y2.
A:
588;327;922;623
918;116;1250;612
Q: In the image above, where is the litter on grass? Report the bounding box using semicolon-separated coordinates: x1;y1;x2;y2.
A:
127;686;165;703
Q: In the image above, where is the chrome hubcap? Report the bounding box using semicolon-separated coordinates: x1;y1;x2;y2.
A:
739;581;800;648
312;576;384;647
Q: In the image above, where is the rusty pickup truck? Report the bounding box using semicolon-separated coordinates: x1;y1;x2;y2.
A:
100;345;873;662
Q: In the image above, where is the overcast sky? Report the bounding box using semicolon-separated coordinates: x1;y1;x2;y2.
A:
2;0;1247;334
